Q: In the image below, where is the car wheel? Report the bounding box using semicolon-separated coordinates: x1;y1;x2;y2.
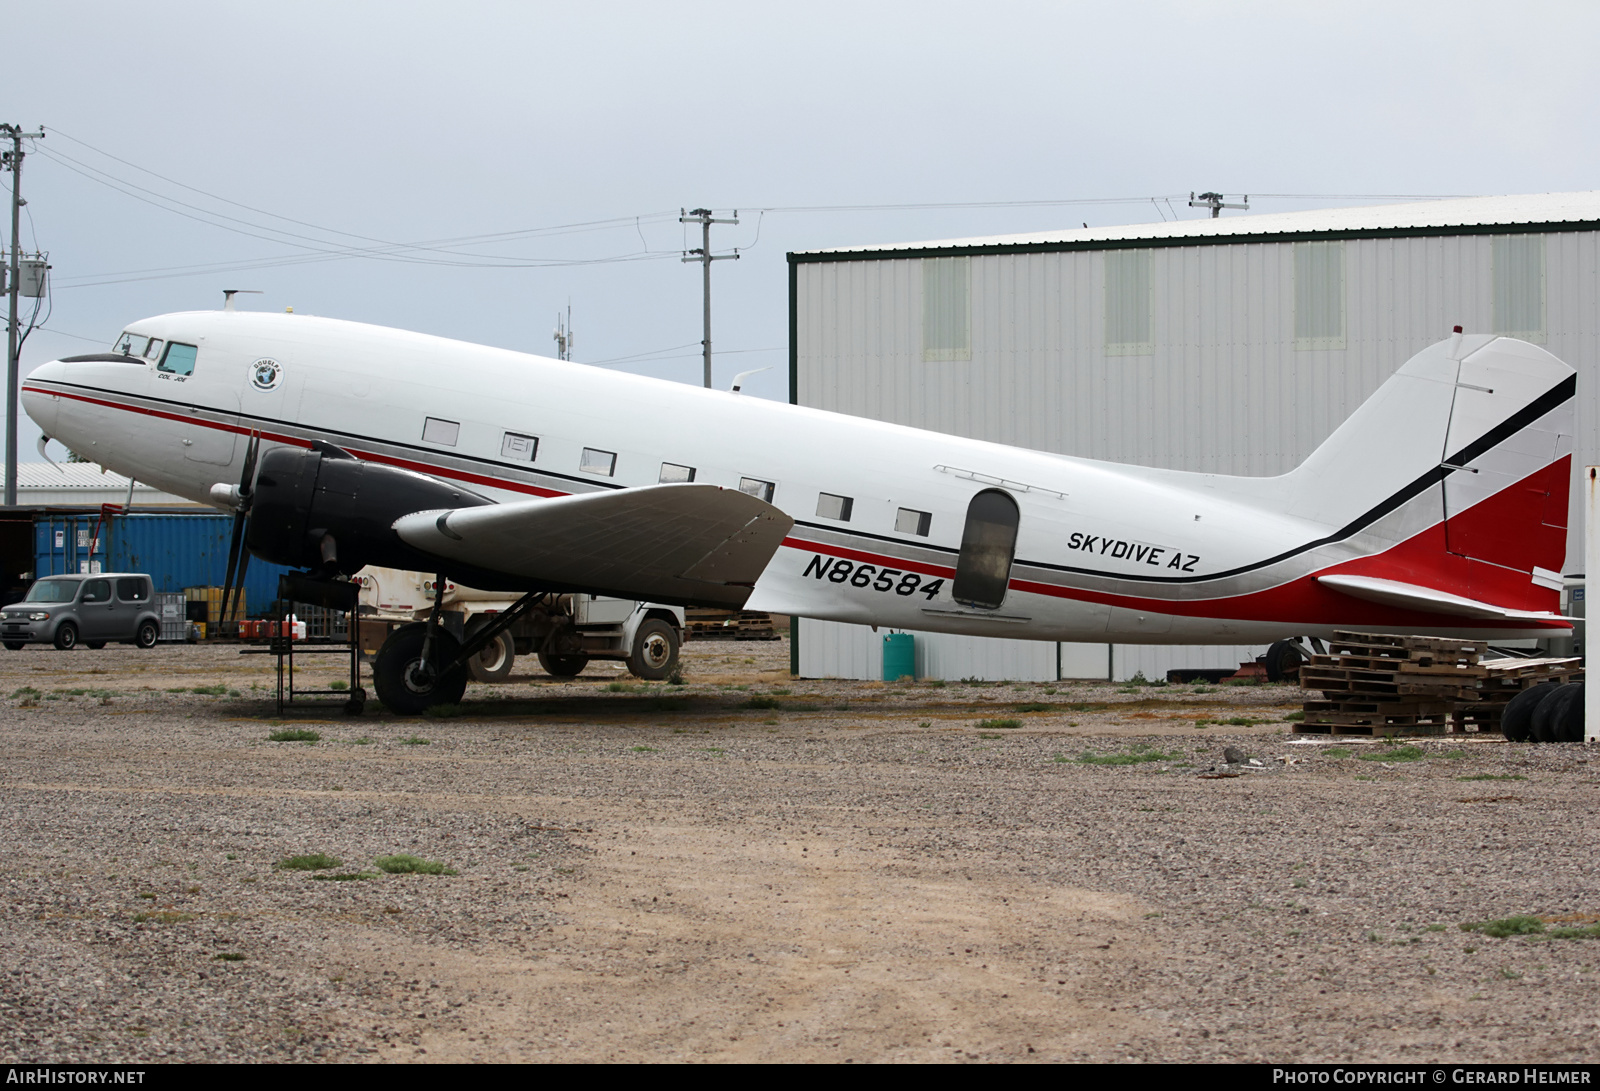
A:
537;650;589;679
3;642;22;651
135;620;160;649
372;622;468;715
53;622;78;651
626;618;680;681
465;622;516;683
86;642;106;650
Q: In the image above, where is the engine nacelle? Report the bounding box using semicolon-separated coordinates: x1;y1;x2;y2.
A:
247;444;493;575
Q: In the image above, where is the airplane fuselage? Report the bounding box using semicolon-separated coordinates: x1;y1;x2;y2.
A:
22;311;1574;645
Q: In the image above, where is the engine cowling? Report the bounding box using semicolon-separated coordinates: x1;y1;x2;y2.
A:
246;443;493;575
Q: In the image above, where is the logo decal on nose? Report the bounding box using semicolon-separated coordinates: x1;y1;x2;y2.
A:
250;359;282;391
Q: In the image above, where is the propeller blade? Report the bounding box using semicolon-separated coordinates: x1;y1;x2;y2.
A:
238;431;261;502
220;509;247;637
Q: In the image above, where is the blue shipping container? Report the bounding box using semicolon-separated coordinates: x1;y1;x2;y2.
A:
32;513;295;617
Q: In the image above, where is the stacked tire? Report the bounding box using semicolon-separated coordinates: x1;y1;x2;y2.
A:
1500;682;1586;742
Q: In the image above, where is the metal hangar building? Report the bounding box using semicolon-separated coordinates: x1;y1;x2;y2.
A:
786;192;1600;681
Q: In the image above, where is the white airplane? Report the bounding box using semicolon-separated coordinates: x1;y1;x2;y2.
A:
21;310;1575;712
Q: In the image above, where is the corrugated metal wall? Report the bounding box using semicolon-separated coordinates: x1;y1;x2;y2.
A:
795;230;1599;680
32;513;294;616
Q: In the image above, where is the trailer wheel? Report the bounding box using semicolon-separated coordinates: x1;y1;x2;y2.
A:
627;619;680;681
466;623;516;684
537;651;589;679
373;622;468;715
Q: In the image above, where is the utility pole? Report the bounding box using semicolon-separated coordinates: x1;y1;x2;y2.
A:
680;208;739;388
1188;191;1249;218
3;124;43;508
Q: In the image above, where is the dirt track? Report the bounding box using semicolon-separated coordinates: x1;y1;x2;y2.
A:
1;635;1597;1062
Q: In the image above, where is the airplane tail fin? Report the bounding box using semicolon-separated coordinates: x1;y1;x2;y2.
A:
1282;333;1574;612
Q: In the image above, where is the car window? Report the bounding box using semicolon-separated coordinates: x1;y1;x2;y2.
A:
23;579;78;603
116;578;150;602
81;580;112;604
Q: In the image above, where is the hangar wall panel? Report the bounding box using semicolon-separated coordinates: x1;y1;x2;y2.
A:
795;223;1600;681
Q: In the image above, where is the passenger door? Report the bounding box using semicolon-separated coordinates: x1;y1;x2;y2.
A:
952;490;1020;610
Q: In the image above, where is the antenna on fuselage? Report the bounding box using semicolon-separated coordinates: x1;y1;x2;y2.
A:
222;289;262;312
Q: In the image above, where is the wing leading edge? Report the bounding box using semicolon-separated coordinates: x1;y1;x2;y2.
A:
391;483;794;609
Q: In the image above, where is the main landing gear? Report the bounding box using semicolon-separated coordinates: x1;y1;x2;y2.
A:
370;578;542;715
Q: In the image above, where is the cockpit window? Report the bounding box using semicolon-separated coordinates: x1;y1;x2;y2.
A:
159;342;198;376
144;338;164;360
114;331;149;357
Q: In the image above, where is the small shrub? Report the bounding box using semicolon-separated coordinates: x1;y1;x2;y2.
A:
976;718;1022;730
607;681;639;693
276;853;341;871
1359;745;1427;762
191;684;228;696
631;745;658;752
374;854;456;876
1076;746;1181;766
667;669;686;686
330;680;348;691
1461;916;1546;938
1284;711;1305;721
268;729;320;743
743;696;781;709
400;736;430;746
9;686;39;699
1014;702;1051;713
1323;747;1353;758
213;952;246;961
311;872;376;882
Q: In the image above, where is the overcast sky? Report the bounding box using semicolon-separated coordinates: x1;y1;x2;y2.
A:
5;0;1598;460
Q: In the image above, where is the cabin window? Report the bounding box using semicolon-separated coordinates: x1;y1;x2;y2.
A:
816;493;854;522
422;417;460;446
501;432;538;461
158;342;198;376
659;462;696;483
922;256;971;362
953;489;1019;610
581;448;617;476
895;507;932;536
1294;241;1346;349
1104;249;1152;355
739;477;775;502
1493;234;1546;342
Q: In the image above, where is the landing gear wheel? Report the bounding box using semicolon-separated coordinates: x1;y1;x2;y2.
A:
54;622;78;651
1263;639;1304;683
465;623;516;683
86;642;106;650
626;619;680;681
537;650;589;679
136;619;160;649
1532;683;1581;743
372;622;468;715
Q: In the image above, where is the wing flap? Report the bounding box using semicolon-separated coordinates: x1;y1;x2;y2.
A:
1316;574;1572;623
392;483;793;608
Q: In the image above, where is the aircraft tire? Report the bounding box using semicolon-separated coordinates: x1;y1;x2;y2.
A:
1263;639;1304;683
1531;683;1580;743
53;622;78;651
626;619;680;681
1501;681;1558;742
1557;683;1586;742
373;622;468;715
465;622;516;684
537;650;589;678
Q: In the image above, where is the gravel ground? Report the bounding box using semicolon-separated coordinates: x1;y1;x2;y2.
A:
0;634;1596;1063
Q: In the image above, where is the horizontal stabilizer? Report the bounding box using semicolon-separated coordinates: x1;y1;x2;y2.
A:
392;484;794;609
1316;574;1572;624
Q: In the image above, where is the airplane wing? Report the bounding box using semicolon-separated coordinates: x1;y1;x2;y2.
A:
391;483;793;609
1315;574;1572;623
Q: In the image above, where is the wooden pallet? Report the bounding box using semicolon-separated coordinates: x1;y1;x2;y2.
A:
684;608;781;641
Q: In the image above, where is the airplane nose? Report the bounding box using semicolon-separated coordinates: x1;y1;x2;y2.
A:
21;358;65;434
